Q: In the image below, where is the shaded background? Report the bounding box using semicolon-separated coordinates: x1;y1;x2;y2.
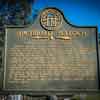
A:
0;0;100;32
0;0;100;30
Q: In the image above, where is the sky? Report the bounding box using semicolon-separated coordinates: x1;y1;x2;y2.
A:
31;0;100;33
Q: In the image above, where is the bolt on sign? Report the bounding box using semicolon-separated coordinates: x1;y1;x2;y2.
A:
0;8;99;94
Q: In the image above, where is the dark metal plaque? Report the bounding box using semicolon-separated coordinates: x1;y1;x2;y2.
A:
2;8;99;92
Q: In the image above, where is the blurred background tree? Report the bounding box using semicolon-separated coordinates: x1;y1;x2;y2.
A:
0;0;37;25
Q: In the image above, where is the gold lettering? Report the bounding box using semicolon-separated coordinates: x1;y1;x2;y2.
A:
17;30;87;40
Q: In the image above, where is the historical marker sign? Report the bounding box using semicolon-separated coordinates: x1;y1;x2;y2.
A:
2;8;99;93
